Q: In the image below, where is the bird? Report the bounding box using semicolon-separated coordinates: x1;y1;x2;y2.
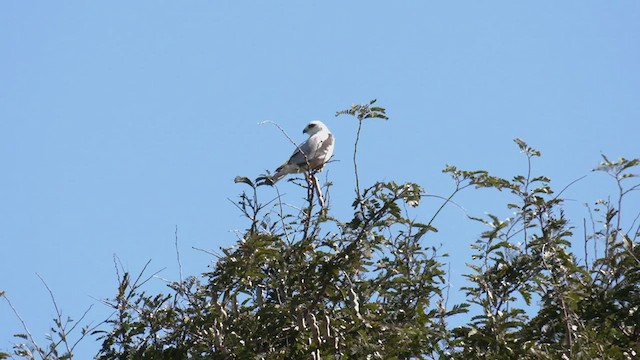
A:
267;120;335;184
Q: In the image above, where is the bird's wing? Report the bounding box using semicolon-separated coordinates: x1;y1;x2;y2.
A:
286;137;314;167
269;131;333;184
307;132;334;169
269;138;313;183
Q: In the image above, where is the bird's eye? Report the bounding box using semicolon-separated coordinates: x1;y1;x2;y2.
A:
309;124;316;127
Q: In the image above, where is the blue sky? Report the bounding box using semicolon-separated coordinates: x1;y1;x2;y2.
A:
1;1;639;357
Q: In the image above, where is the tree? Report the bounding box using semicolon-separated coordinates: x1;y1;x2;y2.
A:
4;101;639;359
93;100;460;359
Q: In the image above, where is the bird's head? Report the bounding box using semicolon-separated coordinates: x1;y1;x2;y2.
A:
303;120;328;136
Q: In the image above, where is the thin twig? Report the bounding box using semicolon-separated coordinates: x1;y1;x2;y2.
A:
2;293;44;357
274;185;292;244
523;153;533;252
628;211;640;239
353;119;363;206
36;273;74;358
616;175;624;244
322;170;332;208
259;121;303;152
175;225;184;286
68;304;96;350
260;120;312;173
113;254;123;284
302;174;316;240
192;246;222;258
444;261;452;312
126;260;165;297
37;273;61;317
583;218;589;271
552;175;588;201
586;203;598;261
425;188;467;229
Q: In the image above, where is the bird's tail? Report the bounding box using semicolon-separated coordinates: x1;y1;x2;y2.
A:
270;163;305;185
268;165;290;184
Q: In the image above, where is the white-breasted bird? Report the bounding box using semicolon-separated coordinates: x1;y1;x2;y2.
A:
268;121;335;184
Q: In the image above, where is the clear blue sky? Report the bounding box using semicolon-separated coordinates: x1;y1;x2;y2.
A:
1;1;639;357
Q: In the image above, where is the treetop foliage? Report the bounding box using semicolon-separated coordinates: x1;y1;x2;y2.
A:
3;101;639;359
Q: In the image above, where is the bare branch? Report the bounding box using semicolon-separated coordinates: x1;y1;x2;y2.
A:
175;225;184;286
2;293;45;358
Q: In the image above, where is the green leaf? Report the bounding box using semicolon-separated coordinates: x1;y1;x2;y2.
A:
234;176;254;187
513;138;541;157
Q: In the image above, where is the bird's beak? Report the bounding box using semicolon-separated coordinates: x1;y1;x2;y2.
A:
302;128;308;134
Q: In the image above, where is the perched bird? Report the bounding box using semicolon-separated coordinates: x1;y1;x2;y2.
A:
268;120;334;184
